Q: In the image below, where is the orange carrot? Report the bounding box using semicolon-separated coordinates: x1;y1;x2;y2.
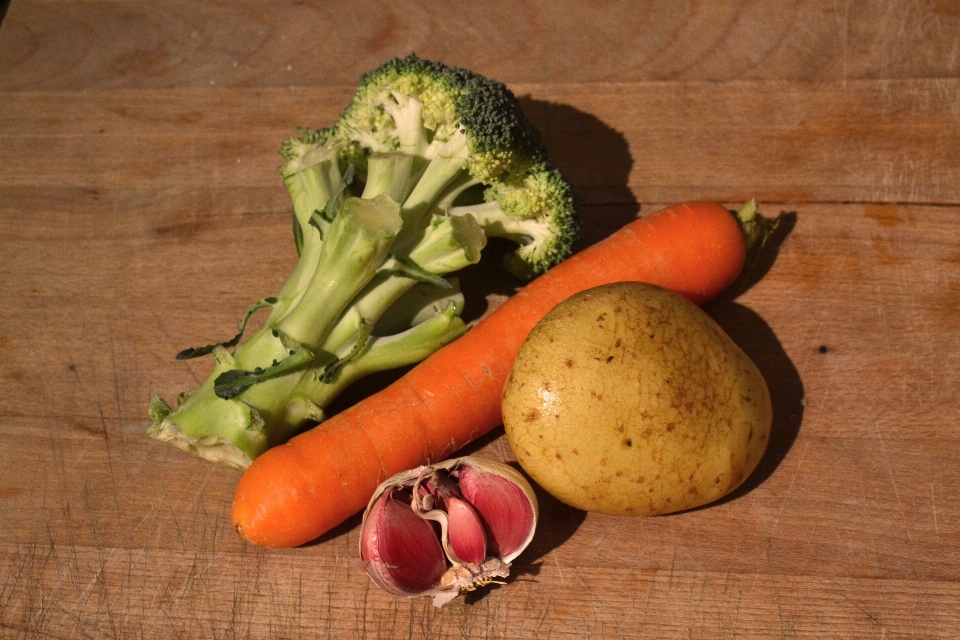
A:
232;201;759;547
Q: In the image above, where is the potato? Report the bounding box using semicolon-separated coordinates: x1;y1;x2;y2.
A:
502;282;771;516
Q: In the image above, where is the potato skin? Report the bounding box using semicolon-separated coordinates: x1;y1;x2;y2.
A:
502;282;771;516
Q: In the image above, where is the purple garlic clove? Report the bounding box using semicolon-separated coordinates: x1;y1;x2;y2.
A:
359;487;447;597
457;462;537;562
443;495;488;565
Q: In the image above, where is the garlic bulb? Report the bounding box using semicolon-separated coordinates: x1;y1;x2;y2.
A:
359;456;539;607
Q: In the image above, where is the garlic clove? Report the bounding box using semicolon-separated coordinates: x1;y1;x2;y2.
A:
457;461;538;563
359;487;447;597
443;496;488;565
418;469;489;566
358;456;539;606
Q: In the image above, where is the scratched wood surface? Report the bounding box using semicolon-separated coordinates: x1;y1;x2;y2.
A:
1;1;959;638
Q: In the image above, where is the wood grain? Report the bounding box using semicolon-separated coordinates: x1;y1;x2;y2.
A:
3;0;960;90
3;78;959;205
1;1;959;638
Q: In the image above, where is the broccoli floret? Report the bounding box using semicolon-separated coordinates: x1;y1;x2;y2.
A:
331;54;574;274
336;55;546;173
148;55;579;468
449;167;580;278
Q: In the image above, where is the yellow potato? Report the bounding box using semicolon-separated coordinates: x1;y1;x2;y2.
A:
502;282;771;516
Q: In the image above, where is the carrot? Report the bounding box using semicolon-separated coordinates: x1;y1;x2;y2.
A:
232;201;763;547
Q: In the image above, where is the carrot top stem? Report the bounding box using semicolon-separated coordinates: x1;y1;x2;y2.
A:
734;199;777;255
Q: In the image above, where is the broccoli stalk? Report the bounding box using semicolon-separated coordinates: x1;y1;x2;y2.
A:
148;55;580;468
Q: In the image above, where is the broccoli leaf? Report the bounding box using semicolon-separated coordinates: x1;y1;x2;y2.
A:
213;346;314;400
175;297;279;360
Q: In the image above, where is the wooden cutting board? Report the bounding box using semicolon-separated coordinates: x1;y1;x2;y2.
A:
1;2;958;638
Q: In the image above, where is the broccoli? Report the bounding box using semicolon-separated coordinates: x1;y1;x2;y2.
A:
148;55;580;469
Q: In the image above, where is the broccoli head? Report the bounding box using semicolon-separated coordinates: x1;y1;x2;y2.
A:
324;54;578;277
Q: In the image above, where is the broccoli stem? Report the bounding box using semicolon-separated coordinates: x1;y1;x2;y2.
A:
275;194;403;347
323;212;484;351
394;133;471;254
362;152;423;203
284;157;341;231
265;155;343;326
381;92;430;156
278;301;467;430
265;228;323;326
149;179;484;468
147;348;266;469
450;200;548;246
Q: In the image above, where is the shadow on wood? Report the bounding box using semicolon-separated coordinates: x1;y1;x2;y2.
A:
518;95;640;249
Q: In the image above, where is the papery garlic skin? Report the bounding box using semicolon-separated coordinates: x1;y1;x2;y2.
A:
358;456;539;607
